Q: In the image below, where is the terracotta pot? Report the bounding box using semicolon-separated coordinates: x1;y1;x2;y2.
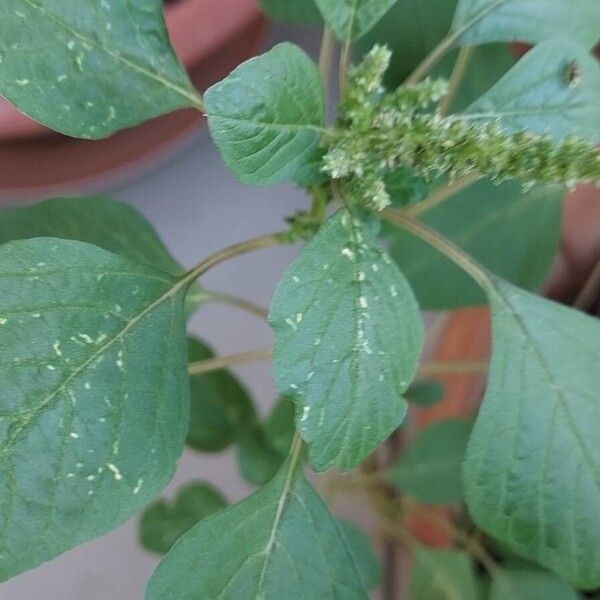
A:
0;0;266;199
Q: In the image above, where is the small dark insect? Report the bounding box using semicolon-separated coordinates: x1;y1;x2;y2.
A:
565;60;582;89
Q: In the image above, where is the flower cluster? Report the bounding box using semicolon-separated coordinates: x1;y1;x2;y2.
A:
323;46;600;209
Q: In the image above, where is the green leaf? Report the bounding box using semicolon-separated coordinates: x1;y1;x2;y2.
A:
140;482;228;555
315;0;398;41
406;380;446;407
389;179;563;310
259;0;323;24
264;396;296;456
0;238;189;581
0;196;205;314
236;424;285;486
410;547;478;600
390;420;472;505
186;337;255;453
466;40;600;143
145;450;367;599
385;166;431;209
336;518;382;590
452;0;600;49
270;211;424;471
0;0;199;139
490;568;581;600
204;43;325;186
464;279;600;589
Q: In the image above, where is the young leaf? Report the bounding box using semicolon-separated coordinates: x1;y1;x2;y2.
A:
140;482;228;555
0;0;199;138
145;447;367;599
389;420;472;505
0;238;189;582
187;337;255;453
389;179;563;309
336;518;382;590
270;211;424;471
315;0;399;42
410;547;478;600
464;279;600;589
259;0;323;24
490;567;581;600
452;0;600;50
466;40;600;143
405;380;445;407
0;196;205;313
204;43;325;186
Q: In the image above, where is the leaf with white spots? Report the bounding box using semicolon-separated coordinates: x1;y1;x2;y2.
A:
0;196;205;314
0;0;200;139
204;43;325;186
145;444;367;599
270;211;424;472
464;279;600;589
0;238;189;582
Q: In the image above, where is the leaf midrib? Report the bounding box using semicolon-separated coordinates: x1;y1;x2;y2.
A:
0;270;187;455
18;0;201;108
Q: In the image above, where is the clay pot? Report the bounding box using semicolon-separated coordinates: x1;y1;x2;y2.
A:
0;0;265;199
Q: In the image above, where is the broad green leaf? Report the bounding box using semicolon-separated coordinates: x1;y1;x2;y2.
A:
315;0;398;41
140;482;228;555
389;179;563;310
0;0;199;138
259;0;323;24
336;518;382;590
466;41;600;143
385;166;431;209
204;43;325;186
406;380;445;407
236;424;285;486
390;420;472;505
490;568;581;600
264;396;296;456
464;279;600;589
270;211;424;471
0;196;205;313
145;452;367;599
0;238;189;581
452;0;600;49
187;337;255;453
410;547;478;600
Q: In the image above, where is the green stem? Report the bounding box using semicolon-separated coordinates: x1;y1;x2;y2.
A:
439;46;474;115
404;35;456;86
188;348;272;375
318;28;336;98
574;256;600;311
202;290;269;321
181;232;288;287
419;359;489;376
405;173;479;217
380;209;492;293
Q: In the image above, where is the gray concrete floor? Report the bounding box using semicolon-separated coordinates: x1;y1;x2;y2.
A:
1;24;333;600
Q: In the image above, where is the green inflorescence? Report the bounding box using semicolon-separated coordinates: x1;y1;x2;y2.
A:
323;46;600;210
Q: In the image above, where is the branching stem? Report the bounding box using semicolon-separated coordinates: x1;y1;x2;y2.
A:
419;359;488;376
318;28;336;98
404;35;456;86
202;290;269;321
404;173;479;217
188;348;272;375
439;46;474;115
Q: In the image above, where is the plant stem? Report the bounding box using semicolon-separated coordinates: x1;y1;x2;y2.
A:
419;359;489;376
405;173;479;217
574;255;600;311
203;290;269;321
404;35;456;86
439;46;474;115
181;232;288;287
380;209;492;293
188;348;272;376
318;28;336;98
